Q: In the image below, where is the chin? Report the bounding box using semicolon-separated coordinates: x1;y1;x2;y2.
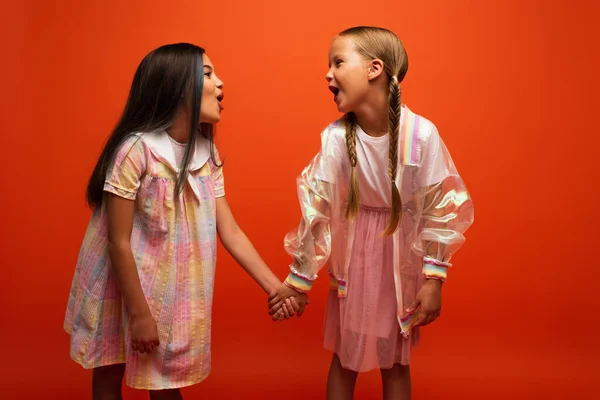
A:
337;104;349;114
199;113;221;124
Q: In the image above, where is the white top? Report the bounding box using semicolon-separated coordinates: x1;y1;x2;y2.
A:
355;124;392;208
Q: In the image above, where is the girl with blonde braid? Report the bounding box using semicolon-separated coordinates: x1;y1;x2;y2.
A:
269;26;474;399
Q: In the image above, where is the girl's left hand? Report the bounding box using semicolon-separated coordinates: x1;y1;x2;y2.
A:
406;279;443;327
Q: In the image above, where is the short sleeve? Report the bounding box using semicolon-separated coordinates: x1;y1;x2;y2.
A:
211;146;225;198
103;136;147;200
418;124;454;187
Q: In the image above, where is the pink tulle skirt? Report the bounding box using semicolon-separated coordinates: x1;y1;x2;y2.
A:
323;205;419;372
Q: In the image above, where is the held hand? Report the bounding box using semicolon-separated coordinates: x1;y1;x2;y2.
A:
268;283;308;320
130;312;160;354
271;297;300;321
406;279;442;327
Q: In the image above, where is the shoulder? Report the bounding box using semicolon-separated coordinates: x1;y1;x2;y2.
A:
321;118;346;140
399;106;443;166
111;134;148;165
318;118;347;154
119;133;146;150
403;106;438;144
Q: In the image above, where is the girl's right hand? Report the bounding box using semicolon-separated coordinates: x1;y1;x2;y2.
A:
130;313;160;354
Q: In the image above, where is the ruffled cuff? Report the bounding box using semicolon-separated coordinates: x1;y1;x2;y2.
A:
284;267;316;293
422;257;451;283
328;272;347;297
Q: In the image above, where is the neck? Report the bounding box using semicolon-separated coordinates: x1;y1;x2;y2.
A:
166;110;190;143
353;91;390;137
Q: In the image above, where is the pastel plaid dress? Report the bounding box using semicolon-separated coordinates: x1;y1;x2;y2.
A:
64;131;224;390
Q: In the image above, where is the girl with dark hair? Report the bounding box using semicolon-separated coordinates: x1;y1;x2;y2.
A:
64;43;307;399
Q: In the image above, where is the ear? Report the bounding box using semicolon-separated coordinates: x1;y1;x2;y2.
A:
367;59;384;81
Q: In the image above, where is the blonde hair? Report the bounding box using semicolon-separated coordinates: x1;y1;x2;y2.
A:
339;26;408;236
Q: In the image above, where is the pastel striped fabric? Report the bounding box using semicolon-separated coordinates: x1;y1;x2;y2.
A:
400;109;421;166
64;134;224;390
422;257;451;282
284;268;315;292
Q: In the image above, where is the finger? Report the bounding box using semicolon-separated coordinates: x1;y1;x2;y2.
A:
278;309;285;321
282;302;291;319
144;342;154;353
406;300;421;314
285;299;295;316
272;307;283;321
140;341;151;353
272;310;280;322
289;297;300;312
269;299;284;314
269;301;284;316
421;311;434;326
269;294;284;307
131;341;140;352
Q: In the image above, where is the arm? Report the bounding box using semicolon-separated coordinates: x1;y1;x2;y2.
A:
416;127;474;283
408;124;474;327
209;147;300;318
282;170;333;293
104;136;159;353
269;128;338;314
215;196;282;295
107;195;152;320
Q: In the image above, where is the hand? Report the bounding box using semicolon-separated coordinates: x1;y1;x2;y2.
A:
406;279;442;327
130;312;160;354
268;283;308;320
271;297;300;321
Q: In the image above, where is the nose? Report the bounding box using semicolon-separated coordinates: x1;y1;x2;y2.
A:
325;68;333;82
214;74;224;89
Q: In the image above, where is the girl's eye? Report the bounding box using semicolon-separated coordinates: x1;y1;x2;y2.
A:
336;60;342;66
204;72;211;77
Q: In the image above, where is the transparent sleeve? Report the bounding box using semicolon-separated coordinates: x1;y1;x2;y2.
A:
414;125;474;282
283;131;337;293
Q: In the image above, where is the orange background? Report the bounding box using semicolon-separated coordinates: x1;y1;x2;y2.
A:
2;0;599;398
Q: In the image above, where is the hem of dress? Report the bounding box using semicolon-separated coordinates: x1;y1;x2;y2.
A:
67;340;211;390
322;345;411;373
125;370;211;390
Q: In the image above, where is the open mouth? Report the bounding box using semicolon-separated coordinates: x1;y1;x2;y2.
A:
329;85;340;102
217;93;224;110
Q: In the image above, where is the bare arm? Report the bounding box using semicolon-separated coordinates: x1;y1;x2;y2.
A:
107;194;149;317
215;196;281;295
107;193;158;352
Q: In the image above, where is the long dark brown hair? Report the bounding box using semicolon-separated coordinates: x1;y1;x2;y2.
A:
86;42;220;209
339;26;408;235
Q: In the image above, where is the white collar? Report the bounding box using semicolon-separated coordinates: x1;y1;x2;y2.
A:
133;130;211;173
133;130;211;200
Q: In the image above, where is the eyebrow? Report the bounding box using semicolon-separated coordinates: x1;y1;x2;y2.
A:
203;65;213;71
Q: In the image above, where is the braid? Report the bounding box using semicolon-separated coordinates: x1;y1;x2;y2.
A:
345;113;360;220
384;75;403;235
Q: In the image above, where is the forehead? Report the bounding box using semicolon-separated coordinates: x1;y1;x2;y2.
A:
329;36;356;57
202;53;214;68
